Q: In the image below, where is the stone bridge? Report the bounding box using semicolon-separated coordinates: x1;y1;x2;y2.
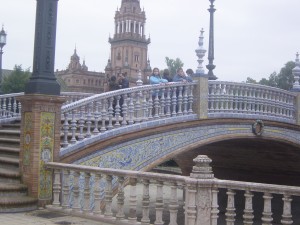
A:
2;77;300;187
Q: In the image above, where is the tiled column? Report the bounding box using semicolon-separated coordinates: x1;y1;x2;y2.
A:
193;74;208;119
17;94;65;206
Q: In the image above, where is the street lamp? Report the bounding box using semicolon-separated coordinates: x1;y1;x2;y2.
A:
0;25;7;92
206;0;217;80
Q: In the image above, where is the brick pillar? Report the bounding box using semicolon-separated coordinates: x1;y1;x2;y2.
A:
185;155;214;225
17;94;65;206
192;74;209;119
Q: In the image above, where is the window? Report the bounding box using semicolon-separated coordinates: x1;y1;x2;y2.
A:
134;55;139;62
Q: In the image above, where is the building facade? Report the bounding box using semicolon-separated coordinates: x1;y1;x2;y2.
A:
55;49;105;93
105;0;152;85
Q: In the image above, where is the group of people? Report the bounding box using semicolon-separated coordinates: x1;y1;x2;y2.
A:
108;72;129;91
149;67;193;85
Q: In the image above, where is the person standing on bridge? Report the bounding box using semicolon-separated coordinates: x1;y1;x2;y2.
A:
173;67;193;82
150;67;168;85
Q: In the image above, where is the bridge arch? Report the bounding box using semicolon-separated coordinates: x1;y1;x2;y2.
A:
60;118;300;185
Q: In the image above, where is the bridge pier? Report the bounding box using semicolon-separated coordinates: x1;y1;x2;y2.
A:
193;74;209;119
17;95;65;206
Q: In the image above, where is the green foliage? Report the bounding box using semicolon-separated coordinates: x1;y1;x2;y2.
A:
246;77;257;84
2;65;31;93
165;57;184;77
245;61;295;90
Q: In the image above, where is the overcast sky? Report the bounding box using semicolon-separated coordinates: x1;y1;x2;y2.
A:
0;0;299;82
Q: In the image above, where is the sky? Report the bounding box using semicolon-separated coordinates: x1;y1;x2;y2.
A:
0;0;299;82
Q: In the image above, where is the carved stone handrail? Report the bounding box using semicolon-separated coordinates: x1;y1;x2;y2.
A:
46;156;300;225
60;82;197;153
208;80;297;124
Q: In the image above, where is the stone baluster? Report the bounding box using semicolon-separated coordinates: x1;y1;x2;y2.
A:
104;175;113;218
62;112;69;148
169;182;179;225
281;194;293;224
177;86;183;116
7;97;11;117
148;90;154;120
121;94;128;126
86;103;92;138
211;188;219;225
234;86;239;112
171;87;177;116
243;190;254;224
2;97;6;117
78;106;85;141
142;90;148;122
166;87;172;117
210;83;216;112
154;180;164;225
93;173;102;215
93;100;100;134
115;96;121;127
185;179;197;225
52;169;61;207
225;189;236;225
62;170;70;209
188;85;194;114
250;87;255;113
262;192;273;225
229;85;234;111
223;84;229;112
128;178;138;222
12;98;17;116
116;176;125;221
107;97;114;130
159;87;166;117
72;171;81;212
100;99;107;132
18;101;22;116
135;91;142;123
243;87;248;112
141;179;151;225
182;86;188;115
154;89;160;119
128;93;135;125
83;172;91;214
70;110;77;144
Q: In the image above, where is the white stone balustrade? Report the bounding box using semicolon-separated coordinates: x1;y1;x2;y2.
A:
46;155;300;225
60;82;196;149
0;92;93;123
208;81;297;123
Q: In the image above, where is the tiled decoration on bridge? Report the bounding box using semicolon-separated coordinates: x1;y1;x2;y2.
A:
23;112;33;166
39;112;55;200
74;123;300;172
74;124;253;170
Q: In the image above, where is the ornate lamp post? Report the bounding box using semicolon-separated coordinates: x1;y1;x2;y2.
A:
0;25;7;92
206;0;217;80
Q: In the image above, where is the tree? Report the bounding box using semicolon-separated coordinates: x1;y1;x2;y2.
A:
245;77;257;84
2;65;31;94
245;61;295;90
165;57;184;78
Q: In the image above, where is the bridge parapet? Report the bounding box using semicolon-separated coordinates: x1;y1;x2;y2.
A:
208;81;297;124
46;155;300;225
60;82;196;151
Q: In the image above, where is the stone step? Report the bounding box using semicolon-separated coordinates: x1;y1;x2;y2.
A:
0;156;19;170
0;183;27;197
0;123;21;131
0;167;20;183
0;129;20;139
0;196;38;213
0;146;20;156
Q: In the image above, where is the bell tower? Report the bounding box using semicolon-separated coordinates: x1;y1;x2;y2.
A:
106;0;151;84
